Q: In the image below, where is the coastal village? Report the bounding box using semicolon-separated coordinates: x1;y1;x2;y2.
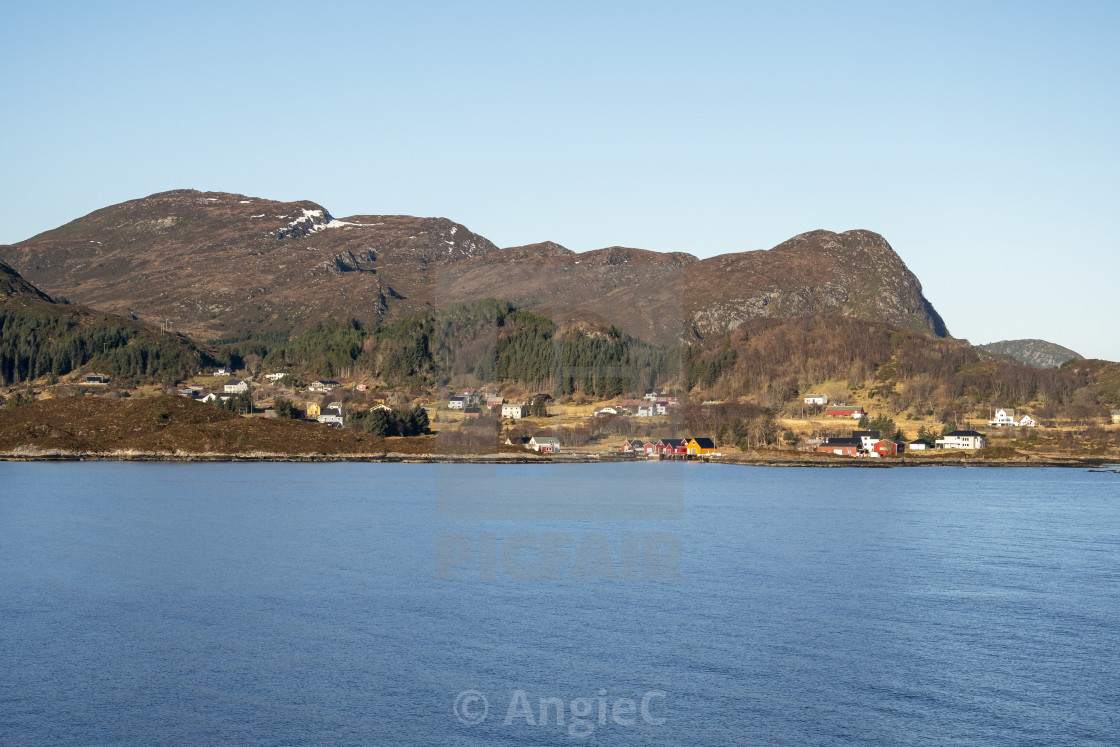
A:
24;366;1105;462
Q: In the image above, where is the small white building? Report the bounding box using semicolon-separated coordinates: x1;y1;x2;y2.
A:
448;396;466;410
265;372;288;382
908;440;929;451
594;406;620;416
936;430;987;450
214;367;230;377
308;380;340;393
803;394;828;406
1113;410;1120;425
501;403;527;419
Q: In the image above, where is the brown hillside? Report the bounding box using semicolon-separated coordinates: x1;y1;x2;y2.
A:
0;190;947;344
0;395;520;456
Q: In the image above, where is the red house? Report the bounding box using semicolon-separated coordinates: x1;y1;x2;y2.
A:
657;438;688;455
621;439;644;453
816;437;862;456
872;439;904;456
825;406;865;419
644;441;659;455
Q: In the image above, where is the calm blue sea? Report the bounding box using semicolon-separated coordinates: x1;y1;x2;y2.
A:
1;463;1118;745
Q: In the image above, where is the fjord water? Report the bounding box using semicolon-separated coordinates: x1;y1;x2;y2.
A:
1;464;1117;745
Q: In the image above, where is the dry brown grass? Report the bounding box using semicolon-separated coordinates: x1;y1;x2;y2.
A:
0;395;527;457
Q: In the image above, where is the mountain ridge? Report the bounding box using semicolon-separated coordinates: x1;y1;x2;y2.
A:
0;189;948;345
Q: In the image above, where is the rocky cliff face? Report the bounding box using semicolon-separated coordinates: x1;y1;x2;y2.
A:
0;190;948;343
684;230;948;339
977;339;1083;369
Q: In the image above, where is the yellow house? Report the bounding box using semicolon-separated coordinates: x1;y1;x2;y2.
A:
306;403;321;418
687;437;717;455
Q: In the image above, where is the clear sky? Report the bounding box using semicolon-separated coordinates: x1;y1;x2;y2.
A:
2;1;1117;359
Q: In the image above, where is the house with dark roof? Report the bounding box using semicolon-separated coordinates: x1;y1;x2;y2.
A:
816;436;863;456
621;439;645;453
657;438;688;456
687;437;717;455
317;405;345;427
223;378;250;394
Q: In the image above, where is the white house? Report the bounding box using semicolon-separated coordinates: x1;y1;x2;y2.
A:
655;401;670;415
635;404;655;417
308;380;340;393
529;436;561;453
1113;410;1120;424
803;394;828;406
501;403;527;419
448;396;466;410
223;378;250;394
213;367;230;377
317;405;345;427
594;406;620;416
908;440;929;451
854;430;881;452
991;408;1037;427
265;372;288;382
936;430;987;449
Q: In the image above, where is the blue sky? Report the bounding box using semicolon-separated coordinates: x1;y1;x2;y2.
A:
2;1;1117;359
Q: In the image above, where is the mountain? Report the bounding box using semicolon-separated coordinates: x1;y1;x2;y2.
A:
0;189;947;344
0;261;208;386
977;339;1083;369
